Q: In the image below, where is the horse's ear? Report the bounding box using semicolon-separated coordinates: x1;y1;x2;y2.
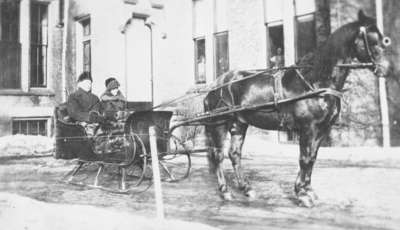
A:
358;10;367;22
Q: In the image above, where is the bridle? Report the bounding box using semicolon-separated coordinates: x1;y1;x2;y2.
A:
358;25;391;73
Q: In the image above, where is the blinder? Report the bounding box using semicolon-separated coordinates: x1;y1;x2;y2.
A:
358;25;391;74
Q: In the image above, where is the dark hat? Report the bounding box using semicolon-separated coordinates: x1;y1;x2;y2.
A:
105;77;120;90
105;77;116;87
77;72;92;82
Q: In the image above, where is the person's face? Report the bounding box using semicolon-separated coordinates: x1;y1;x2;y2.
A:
78;80;92;92
110;88;119;96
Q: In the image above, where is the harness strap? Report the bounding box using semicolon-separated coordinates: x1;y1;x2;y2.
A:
319;88;343;99
273;71;284;109
295;69;314;91
360;26;374;63
359;26;378;73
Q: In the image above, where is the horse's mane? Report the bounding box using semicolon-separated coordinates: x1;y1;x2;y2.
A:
310;22;361;82
295;15;377;85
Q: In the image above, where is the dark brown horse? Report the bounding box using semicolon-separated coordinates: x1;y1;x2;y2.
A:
203;10;391;207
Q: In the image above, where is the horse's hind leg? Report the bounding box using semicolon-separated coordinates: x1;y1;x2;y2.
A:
205;124;231;200
228;121;255;198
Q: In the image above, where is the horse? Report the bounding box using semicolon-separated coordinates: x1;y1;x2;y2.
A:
203;10;391;207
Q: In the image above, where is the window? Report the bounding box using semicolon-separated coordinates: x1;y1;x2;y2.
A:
296;13;316;60
214;31;229;78
1;0;19;42
267;22;284;67
12;119;48;136
30;2;48;88
265;0;285;68
194;38;206;84
81;18;91;73
295;0;316;61
0;0;21;89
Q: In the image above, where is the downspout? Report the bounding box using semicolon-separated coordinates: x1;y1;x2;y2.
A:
60;0;70;102
57;0;64;27
121;18;132;109
145;21;154;107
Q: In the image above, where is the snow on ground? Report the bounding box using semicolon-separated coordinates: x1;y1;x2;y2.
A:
243;135;400;162
1;134;400;230
0;192;218;230
0;135;54;157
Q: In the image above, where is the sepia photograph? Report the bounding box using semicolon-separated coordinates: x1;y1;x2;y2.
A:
0;0;400;229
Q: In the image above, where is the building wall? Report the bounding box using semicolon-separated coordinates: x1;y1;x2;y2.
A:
153;0;194;104
228;0;267;70
66;0;194;107
0;0;63;137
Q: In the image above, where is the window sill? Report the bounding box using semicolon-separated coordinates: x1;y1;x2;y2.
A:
0;89;55;96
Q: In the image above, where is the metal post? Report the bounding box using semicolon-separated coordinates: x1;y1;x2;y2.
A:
149;125;165;220
376;0;391;147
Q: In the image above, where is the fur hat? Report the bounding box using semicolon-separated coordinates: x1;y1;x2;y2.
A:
77;72;92;82
105;77;120;90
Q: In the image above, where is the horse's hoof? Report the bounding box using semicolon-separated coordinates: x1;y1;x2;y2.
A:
306;190;318;201
297;195;314;208
221;192;233;201
246;189;256;199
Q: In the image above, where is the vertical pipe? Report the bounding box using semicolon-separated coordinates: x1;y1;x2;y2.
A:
145;22;154;106
376;0;390;147
149;125;165;220
123;23;129;108
57;0;64;28
60;0;69;102
121;18;131;108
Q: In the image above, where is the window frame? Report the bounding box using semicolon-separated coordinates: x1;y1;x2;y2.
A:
11;117;50;136
213;31;229;79
294;12;316;61
194;36;206;84
79;16;91;74
266;20;284;68
29;1;49;88
0;0;21;89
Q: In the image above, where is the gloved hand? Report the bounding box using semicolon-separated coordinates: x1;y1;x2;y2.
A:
89;111;106;124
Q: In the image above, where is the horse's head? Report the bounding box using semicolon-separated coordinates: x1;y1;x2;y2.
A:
353;10;391;77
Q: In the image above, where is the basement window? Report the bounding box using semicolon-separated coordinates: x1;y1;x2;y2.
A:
12;118;48;136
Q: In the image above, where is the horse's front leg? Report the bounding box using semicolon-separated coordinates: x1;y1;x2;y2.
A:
206;125;232;200
295;125;326;207
228;122;255;198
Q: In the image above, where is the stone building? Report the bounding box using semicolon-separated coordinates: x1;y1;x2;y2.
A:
0;0;63;137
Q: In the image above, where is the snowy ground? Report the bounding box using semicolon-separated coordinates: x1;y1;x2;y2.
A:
0;135;400;229
0;192;217;230
0;135;53;157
